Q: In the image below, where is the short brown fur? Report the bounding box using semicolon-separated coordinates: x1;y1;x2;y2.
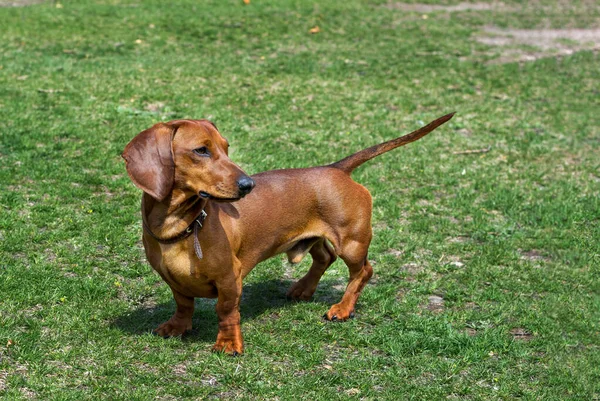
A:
122;113;454;354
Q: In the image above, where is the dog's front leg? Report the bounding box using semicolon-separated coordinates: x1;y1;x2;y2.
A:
154;288;194;337
212;275;243;355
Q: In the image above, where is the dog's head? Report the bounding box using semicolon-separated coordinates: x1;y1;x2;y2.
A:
122;119;254;202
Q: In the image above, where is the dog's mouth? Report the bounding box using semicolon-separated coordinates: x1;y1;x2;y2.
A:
199;191;244;202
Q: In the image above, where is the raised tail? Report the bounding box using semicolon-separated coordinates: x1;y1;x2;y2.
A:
329;112;455;173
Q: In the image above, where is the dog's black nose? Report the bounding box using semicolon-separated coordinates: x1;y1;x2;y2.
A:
237;176;255;195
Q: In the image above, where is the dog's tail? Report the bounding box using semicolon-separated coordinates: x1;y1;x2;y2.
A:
329;112;455;174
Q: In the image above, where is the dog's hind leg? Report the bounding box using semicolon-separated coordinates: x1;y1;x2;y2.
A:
324;239;373;321
286;238;337;301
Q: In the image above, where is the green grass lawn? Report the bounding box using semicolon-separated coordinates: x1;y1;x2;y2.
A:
1;0;599;399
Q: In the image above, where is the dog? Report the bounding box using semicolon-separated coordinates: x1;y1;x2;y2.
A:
122;112;454;355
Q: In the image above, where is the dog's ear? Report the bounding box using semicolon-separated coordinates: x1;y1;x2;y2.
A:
206;120;218;131
122;123;176;201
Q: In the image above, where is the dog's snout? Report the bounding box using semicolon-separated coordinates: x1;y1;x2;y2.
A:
237;176;255;195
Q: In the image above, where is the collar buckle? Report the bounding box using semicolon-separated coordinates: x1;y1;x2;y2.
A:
196;210;208;228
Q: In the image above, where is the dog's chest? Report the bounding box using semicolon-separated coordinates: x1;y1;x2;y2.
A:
144;237;218;298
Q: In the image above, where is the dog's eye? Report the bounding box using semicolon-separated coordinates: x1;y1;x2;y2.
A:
193;147;210;157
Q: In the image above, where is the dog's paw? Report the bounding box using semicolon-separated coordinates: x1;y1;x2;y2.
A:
153;319;192;338
212;339;243;356
323;304;355;322
286;279;316;301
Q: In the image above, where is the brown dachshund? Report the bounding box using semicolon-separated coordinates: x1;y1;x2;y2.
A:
122;112;454;355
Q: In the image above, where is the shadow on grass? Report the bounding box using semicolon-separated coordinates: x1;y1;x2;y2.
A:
112;278;345;343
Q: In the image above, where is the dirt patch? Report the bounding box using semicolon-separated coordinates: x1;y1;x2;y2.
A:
373;221;390;231
386;1;600;14
446;235;471;243
402;262;423;277
385;2;512;13
477;27;600;63
0;370;7;391
464;327;478;336
510;327;533;341
0;0;44;6
386;248;405;258
171;363;187;376
480;28;600;48
212;390;243;399
519;249;550;262
426;295;445;313
396;287;411;300
20;387;37;399
23;304;43;317
200;375;219;386
464;301;480;310
135;362;160;375
44;248;57;262
388;2;600;63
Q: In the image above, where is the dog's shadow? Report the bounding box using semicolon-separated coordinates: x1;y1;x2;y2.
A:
112;278;345;343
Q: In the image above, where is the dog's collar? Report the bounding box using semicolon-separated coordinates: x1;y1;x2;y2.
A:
142;208;208;260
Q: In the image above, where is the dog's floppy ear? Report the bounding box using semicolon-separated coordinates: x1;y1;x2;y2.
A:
206;120;218;131
122;123;176;201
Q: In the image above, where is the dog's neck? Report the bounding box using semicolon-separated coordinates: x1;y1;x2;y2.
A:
142;190;207;239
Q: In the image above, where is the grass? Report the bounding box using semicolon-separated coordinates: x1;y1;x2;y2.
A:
1;0;599;399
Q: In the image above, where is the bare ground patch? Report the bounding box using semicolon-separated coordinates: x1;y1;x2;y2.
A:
386;1;600;14
519;249;550;262
464;327;478;336
384;2;512;13
386;2;600;63
402;262;424;279
510;327;533;341
426;294;445;313
476;27;600;63
0;370;7;392
386;248;405;258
